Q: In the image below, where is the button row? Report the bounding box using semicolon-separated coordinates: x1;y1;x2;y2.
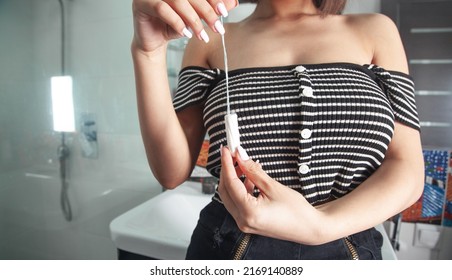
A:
295;65;314;98
296;65;312;176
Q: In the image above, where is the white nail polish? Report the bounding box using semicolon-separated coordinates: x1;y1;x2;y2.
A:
214;20;225;35
237;146;249;161
217;3;229;17
182;27;192;38
200;29;210;43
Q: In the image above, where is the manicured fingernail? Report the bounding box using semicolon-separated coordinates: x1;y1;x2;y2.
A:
214;20;225;35
256;159;262;168
182;27;192;38
200;29;210;43
220;144;223;156
237;146;249;161
217;3;229;17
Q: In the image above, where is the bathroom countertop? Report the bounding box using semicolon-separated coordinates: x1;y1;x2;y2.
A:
110;181;212;260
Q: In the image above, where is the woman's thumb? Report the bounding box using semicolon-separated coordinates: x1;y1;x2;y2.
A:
236;146;272;193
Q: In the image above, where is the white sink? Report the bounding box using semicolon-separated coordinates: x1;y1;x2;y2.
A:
109;181;212;259
110;181;396;260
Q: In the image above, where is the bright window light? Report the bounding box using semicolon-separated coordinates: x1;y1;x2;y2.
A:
51;76;75;132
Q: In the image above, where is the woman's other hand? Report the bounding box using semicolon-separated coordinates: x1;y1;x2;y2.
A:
132;0;238;53
218;146;327;245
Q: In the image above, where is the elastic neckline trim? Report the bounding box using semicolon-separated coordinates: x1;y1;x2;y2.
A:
179;62;413;80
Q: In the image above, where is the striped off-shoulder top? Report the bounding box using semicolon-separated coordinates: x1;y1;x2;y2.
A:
172;63;420;205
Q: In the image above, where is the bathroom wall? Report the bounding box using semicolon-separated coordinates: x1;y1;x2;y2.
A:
0;0;36;258
0;0;161;259
344;0;381;13
0;0;34;172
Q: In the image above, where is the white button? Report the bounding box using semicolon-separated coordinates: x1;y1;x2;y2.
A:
295;65;306;72
301;128;312;139
302;87;313;97
298;164;310;174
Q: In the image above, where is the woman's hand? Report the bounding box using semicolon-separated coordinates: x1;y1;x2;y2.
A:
218;146;327;245
132;0;238;53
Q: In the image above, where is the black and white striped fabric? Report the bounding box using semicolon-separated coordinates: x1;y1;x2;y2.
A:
173;63;420;204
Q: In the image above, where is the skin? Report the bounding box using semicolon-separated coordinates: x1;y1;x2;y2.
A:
131;0;424;245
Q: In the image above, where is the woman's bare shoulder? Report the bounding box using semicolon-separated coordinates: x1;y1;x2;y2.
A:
344;13;394;24
343;13;408;72
181;22;241;69
343;13;398;36
181;34;211;69
182;22;243;69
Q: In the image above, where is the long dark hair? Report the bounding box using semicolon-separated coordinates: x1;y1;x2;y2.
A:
242;0;347;15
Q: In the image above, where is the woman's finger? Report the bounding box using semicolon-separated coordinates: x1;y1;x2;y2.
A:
208;0;238;16
164;0;210;41
243;177;255;194
208;0;229;17
218;148;243;220
220;146;242;186
217;179;242;221
133;0;192;47
220;146;257;207
243;159;261;194
236;146;274;194
188;0;225;36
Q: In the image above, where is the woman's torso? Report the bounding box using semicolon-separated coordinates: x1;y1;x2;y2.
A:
174;13;418;205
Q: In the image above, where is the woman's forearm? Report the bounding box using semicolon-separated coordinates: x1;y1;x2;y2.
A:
315;156;424;243
132;44;193;188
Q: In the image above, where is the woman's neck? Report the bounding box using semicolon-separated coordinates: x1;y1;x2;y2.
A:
251;0;319;20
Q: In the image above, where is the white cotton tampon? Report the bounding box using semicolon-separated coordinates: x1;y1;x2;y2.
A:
220;16;241;155
225;113;240;155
